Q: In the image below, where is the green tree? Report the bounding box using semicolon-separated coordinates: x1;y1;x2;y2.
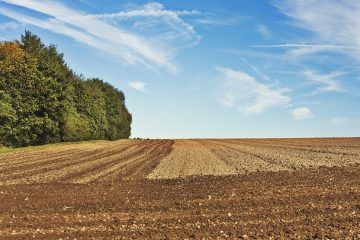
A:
0;32;132;147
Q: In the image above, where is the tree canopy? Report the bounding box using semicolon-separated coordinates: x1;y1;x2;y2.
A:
0;31;132;147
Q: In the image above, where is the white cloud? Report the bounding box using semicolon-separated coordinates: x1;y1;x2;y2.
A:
330;117;360;126
257;24;271;38
193;16;250;26
0;0;200;73
330;117;345;126
91;2;201;19
224;49;287;62
88;2;201;49
270;0;360;62
252;44;360;58
241;58;271;82
290;107;313;120
303;70;344;94
216;67;291;115
250;65;271;81
128;81;146;92
0;21;20;30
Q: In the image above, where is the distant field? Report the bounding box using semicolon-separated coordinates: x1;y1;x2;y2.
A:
0;138;360;238
1;138;359;185
149;138;360;179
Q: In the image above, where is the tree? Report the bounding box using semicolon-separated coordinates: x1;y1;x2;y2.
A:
0;31;132;147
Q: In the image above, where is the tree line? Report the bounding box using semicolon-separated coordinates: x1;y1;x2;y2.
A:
0;31;132;147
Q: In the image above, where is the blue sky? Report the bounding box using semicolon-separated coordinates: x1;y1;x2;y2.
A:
0;0;359;138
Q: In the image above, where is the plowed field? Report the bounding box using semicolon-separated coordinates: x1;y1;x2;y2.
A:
1;138;360;239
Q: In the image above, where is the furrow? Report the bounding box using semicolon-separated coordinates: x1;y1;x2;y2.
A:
64;140;169;183
0;142;138;183
104;140;174;180
0;142;145;185
147;140;237;179
206;140;299;170
201;140;289;173
223;139;360;156
210;139;358;169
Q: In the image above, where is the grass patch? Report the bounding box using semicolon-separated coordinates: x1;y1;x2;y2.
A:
0;145;14;154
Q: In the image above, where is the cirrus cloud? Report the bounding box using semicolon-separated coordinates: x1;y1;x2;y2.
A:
0;0;201;74
302;70;344;94
216;67;291;115
270;0;360;62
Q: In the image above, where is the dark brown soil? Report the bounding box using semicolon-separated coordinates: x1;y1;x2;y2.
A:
1;165;360;239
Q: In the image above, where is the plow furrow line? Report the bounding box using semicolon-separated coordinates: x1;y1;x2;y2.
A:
200;140;288;173
65;141;170;183
0;148;85;165
104;141;174;180
0;142;155;185
223;139;360;157
206;140;299;170
147;140;237;179
0;143;142;183
221;140;360;167
0;149;99;175
0;141;131;168
211;140;360;169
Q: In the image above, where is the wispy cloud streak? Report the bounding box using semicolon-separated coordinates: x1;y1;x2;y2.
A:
303;70;344;94
216;67;291;115
270;0;360;62
330;117;360;126
253;44;360;58
0;21;20;30
256;24;271;38
0;0;200;73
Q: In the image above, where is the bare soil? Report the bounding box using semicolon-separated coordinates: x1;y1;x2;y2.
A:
0;138;360;239
0;139;173;185
149;138;360;179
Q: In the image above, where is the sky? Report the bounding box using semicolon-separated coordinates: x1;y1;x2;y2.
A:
0;0;359;138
